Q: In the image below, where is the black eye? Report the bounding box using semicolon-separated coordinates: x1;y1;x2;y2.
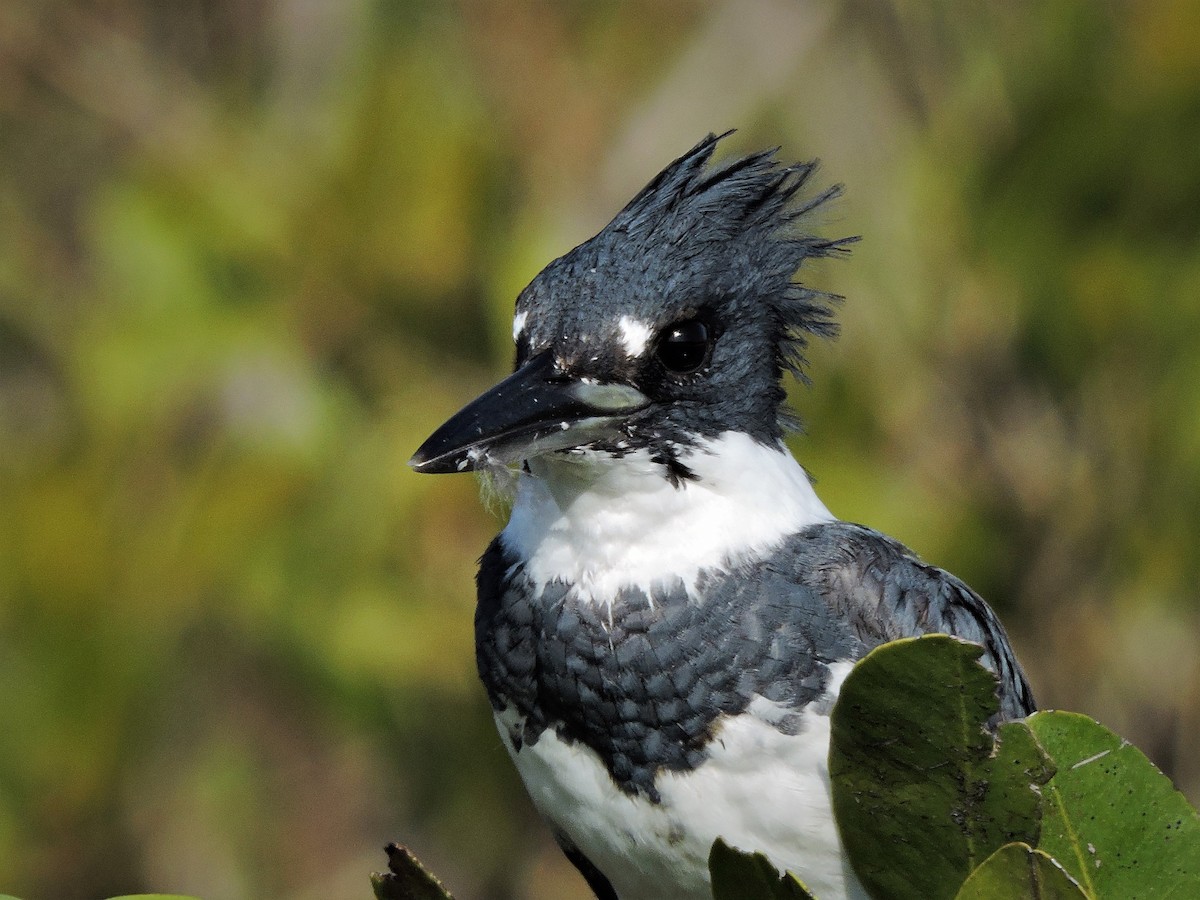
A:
655;319;711;374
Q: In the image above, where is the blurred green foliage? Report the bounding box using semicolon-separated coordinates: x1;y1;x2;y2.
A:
0;1;1197;898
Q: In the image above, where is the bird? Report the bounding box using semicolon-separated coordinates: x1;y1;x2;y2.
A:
409;132;1035;900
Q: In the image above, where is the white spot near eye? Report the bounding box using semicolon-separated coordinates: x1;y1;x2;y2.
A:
512;309;528;343
617;315;653;357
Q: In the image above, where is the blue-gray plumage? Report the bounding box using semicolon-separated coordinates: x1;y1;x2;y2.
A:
478;522;1031;801
411;132;1034;900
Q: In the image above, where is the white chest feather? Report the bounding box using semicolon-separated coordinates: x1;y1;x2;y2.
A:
499;432;834;602
497;662;867;900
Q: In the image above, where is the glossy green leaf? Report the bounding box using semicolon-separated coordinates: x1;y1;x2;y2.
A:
829;635;1053;900
954;842;1086;899
371;843;455;900
1029;711;1200;898
708;839;816;900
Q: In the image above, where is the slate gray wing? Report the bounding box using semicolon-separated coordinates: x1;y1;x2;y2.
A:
782;521;1036;721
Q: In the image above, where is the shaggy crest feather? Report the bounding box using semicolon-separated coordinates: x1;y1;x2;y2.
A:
499;131;856;457
606;131;855;389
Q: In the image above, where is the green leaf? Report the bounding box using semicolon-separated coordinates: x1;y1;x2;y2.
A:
829;635;1053;900
954;842;1086;899
708;839;817;900
371;843;455;900
1029;711;1200;898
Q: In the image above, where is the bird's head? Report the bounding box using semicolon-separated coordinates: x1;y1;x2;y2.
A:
410;132;852;481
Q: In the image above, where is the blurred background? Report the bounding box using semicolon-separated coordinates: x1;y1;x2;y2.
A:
1;0;1198;897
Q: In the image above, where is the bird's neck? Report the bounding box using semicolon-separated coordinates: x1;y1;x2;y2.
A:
500;431;835;604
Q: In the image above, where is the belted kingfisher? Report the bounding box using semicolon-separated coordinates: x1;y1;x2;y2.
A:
410;133;1034;900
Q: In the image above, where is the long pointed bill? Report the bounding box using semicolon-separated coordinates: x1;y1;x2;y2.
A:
409;350;649;474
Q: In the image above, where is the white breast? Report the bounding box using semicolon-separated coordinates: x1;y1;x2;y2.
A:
499;432;835;604
496;661;868;900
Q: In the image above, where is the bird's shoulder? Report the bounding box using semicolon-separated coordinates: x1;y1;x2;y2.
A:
770;520;1035;718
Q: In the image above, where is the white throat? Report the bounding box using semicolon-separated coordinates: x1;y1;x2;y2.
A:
499;431;835;603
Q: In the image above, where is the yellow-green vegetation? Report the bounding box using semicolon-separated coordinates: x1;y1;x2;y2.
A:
1;1;1198;898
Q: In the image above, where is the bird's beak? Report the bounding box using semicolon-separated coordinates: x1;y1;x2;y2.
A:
409;350;649;474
